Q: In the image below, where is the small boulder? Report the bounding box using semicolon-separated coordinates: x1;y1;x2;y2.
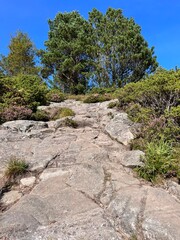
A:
20;176;36;187
1;191;22;205
121;150;145;168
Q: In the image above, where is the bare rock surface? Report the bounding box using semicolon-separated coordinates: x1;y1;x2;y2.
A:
0;99;180;240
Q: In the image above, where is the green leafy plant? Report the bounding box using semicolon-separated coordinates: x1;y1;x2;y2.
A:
107;101;118;109
62;118;78;128
31;109;50;121
46;89;65;102
83;94;112;103
136;140;180;183
5;157;29;179
52;107;75;120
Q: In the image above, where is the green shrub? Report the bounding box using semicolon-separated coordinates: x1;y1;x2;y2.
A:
5;157;29;179
65;94;85;101
118;69;180;114
165;106;180;125
46;89;65;102
62;118;78;128
52;107;75;120
126;103;154;123
13;74;48;110
73;83;86;94
31;109;50;121
83;94;112;103
107;101;118;109
1;105;32;122
89;87;116;95
136;139;180;183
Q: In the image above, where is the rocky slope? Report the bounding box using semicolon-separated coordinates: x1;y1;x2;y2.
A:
0;100;180;240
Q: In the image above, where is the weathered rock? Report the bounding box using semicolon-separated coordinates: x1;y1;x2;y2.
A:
20;176;36;187
1;191;22;205
166;180;180;201
0;100;180;240
39;168;69;181
121;150;145;167
2;120;48;133
105;113;136;145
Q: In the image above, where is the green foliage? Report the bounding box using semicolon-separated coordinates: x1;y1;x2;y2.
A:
118;69;180;183
73;83;86;95
31;109;50;121
0;31;38;76
89;8;157;87
1;105;32;122
0;74;48;111
118;69;180;114
52;107;75;120
46;89;65;102
107;101;119;109
165;106;180;125
41;9;157;92
83;94;112;103
136;140;180;183
126;104;154;123
62;118;78;128
5;157;29;179
89;87;116;95
40;11;93;92
14;74;48;109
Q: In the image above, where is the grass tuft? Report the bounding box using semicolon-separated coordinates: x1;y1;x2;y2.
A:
5;157;29;179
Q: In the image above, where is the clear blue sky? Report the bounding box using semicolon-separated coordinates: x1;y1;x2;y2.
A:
0;0;180;69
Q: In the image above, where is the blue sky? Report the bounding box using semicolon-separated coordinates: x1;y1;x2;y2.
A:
0;0;180;69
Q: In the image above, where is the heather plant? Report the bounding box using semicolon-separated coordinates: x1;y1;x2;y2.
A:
1;105;32;122
46;89;65;102
52;107;75;120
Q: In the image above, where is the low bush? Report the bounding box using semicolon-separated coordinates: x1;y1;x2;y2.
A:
83;94;112;103
118;69;180;114
117;69;180;183
126;103;154;123
65;94;85;101
1;105;32;122
52;107;75;120
88;87;116;95
136;140;180;183
46;89;65;102
107;101;119;109
31;109;50;121
5;157;29;179
62;118;78;128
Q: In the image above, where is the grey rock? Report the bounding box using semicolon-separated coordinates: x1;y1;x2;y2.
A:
121;150;145;167
2;120;48;133
0;100;180;240
1;191;22;205
105;113;135;145
20;176;36;187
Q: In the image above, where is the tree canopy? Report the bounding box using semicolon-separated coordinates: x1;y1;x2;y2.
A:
89;8;158;87
0;31;38;76
40;8;158;92
40;11;93;93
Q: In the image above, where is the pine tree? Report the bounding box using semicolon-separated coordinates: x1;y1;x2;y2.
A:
0;31;38;76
